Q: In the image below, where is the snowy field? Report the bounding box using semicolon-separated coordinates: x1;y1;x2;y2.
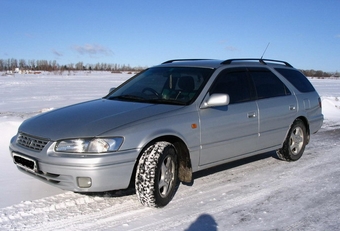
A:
0;72;339;230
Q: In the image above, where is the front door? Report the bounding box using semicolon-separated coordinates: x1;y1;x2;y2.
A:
199;68;259;166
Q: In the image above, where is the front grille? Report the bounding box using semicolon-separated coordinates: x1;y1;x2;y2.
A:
16;133;49;151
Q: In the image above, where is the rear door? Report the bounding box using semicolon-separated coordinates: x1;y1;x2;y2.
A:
248;67;297;149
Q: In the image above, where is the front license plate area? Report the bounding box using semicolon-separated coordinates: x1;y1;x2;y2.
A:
13;153;38;173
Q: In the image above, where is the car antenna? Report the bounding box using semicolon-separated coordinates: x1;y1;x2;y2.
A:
261;42;270;59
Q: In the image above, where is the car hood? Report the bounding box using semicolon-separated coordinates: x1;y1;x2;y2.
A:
19;99;183;140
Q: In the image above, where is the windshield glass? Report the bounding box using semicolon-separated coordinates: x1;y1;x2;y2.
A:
106;67;214;105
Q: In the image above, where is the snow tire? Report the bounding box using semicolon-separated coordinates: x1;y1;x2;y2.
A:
135;141;178;207
277;119;307;162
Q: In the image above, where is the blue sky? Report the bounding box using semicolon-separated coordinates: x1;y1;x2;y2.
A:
2;0;340;71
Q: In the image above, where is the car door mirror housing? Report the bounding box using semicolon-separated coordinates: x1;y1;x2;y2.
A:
201;93;230;109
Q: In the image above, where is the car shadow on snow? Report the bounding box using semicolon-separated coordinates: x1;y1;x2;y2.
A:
185;213;218;231
186;151;278;186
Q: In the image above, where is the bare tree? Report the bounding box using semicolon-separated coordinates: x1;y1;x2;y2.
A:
0;59;4;71
11;58;18;70
29;59;35;70
75;62;83;70
19;59;26;69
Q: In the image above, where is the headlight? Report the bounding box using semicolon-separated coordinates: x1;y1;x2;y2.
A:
55;137;123;153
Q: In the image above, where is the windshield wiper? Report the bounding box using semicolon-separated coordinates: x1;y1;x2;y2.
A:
146;98;187;105
108;95;187;105
108;95;147;102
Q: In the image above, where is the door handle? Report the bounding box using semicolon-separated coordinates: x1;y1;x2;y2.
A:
289;105;296;110
247;112;256;118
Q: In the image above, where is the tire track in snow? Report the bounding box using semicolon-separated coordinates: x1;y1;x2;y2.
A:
27;181;274;231
31;198;148;231
0;191;140;230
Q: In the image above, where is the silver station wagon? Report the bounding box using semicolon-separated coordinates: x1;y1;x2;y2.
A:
10;59;323;207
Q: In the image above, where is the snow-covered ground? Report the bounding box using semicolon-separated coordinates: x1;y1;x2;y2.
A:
0;72;339;230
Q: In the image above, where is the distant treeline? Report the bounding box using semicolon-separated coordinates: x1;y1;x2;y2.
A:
0;58;147;72
300;69;339;78
0;58;339;77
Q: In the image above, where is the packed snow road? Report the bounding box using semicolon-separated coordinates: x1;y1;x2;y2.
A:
1;127;339;230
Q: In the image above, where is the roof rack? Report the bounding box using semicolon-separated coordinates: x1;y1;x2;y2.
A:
221;58;293;67
162;59;212;64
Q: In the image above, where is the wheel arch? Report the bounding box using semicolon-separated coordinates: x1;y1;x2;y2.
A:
295;116;310;144
129;135;193;188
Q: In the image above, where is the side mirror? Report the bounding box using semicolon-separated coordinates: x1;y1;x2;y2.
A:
201;93;230;109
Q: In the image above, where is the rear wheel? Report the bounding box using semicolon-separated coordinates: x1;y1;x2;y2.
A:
135;141;178;207
277;119;307;161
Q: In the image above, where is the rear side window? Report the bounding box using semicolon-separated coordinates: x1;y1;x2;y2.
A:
249;68;291;99
275;68;315;92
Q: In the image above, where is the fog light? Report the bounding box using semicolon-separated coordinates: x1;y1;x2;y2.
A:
77;177;92;188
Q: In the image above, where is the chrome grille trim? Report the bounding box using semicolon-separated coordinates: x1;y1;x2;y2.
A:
16;133;49;151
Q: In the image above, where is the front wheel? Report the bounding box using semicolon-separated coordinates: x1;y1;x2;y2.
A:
277;119;307;162
135;141;178;207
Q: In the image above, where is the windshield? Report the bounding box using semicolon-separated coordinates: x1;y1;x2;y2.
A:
106;67;214;105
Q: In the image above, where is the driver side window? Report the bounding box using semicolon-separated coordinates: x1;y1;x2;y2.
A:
210;68;253;104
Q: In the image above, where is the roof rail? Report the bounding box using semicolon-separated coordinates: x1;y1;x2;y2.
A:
162;59;212;64
221;58;293;67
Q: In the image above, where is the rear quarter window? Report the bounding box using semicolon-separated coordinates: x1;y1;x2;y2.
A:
275;68;316;93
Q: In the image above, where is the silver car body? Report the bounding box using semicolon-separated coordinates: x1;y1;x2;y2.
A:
9;59;323;192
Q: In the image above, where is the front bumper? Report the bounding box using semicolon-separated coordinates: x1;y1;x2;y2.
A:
10;138;138;192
